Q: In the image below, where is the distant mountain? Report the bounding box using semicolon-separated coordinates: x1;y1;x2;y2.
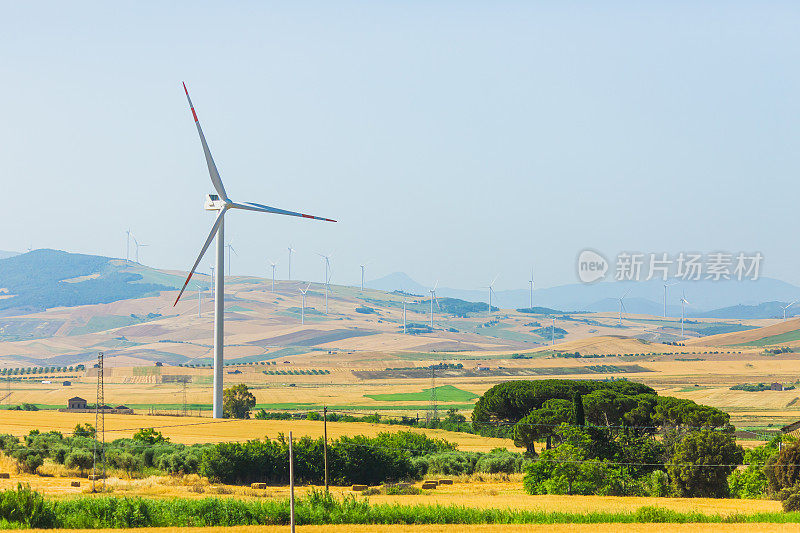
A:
695;301;795;320
368;272;800;319
0;251;19;260
0;249;175;315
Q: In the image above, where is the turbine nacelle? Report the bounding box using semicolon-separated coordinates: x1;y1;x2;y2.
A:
204;194;226;211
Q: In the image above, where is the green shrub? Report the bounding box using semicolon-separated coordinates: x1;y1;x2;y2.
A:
0;484;54;528
475;451;526;474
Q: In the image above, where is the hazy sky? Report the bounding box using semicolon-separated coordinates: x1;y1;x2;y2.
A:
4;2;799;291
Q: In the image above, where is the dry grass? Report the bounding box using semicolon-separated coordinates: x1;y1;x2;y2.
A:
0;411;520;451
21;525;800;533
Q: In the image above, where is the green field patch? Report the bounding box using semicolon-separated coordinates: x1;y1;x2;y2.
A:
226;305;253;313
365;385;478;403
68;315;142;335
732;328;800;347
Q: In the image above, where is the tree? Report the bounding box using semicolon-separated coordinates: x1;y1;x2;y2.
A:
133;428;168;445
573;392;585;427
512;399;572;454
66;450;94;476
765;438;800;494
72;423;95;438
223;384;256;419
667;430;743;497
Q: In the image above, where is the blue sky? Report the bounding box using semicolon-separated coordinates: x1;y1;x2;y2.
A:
4;2;799;291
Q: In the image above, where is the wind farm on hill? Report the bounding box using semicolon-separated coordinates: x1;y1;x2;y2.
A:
3;249;800;430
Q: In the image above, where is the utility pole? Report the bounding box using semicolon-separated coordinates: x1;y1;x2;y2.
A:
93;351;105;492
289;431;295;533
323;406;329;492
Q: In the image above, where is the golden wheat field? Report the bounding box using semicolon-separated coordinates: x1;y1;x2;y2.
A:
21;525;800;533
0;411;522;452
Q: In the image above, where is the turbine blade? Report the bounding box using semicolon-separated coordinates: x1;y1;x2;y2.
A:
182;83;228;201
173;207;227;306
433;280;439;291
231;201;336;222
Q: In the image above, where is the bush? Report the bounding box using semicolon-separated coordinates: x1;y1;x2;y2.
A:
475;451;526;474
667;430;743;498
0;484;54;528
65;450;94;476
643;470;669;497
780;483;800;512
422;452;478;476
12;449;43;474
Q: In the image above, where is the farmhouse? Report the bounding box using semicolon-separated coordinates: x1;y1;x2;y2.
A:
67;397;87;409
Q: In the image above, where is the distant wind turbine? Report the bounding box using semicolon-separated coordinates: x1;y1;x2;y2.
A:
197;286;203;318
360;263;368;292
429;281;440;328
225;244;237;276
617;289;631;326
299;283;311;325
680;291;690;340
125;229;133;264
287;246;295;280
663;281;677;318
209;265;215;298
318;253;332;314
528;267;534;310
173;83;336;419
132;237;147;264
783;301;797;321
487;275;498;315
268;260;277;292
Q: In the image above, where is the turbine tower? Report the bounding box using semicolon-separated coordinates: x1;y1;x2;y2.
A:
318;253;332;314
617;289;631;326
125;229;132;264
783;301;797;321
487;275;498;316
429;281;440;328
174;83;336;419
360;263;367;292
528;267;534;310
132;237;147;264
209;265;215;297
269;260;277;292
225;244;236;276
299;283;311;325
680;292;690;340
287;246;295;280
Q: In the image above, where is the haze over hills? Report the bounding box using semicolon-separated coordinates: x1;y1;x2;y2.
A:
368;272;800;319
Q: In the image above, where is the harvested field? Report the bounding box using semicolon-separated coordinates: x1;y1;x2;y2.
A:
0;411;522;451
355;364;651;380
20;526;800;533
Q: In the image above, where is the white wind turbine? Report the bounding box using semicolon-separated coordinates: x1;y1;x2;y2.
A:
173;83;336;419
209;265;215;297
680;291;690;340
287;246;295;280
197;286;203;318
299;283;311;325
663;280;677;318
617;289;631;326
225;244;237;276
782;301;797;321
487;275;498;316
318;252;332;314
268;260;277;292
360;262;368;292
528;267;534;310
132;236;147;264
125;229;133;264
429;281;440;327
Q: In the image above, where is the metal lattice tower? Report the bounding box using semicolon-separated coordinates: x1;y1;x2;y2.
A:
93;351;105;492
181;378;188;416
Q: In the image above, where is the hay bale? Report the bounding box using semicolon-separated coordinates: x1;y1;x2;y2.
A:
0;473;9;479
438;479;453;485
70;481;80;487
87;474;104;480
421;481;438;490
351;484;368;492
250;483;267;489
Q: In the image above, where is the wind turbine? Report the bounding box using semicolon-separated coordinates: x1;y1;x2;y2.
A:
173;83;336;419
528;267;534;310
429;281;440;328
663;281;677;318
783;301;797;321
197;286;203;318
680;292;690;340
360;263;367;292
125;229;132;264
132;237;147;264
299;283;311;325
225;244;237;276
268;260;277;292
617;289;631;326
487;275;498;315
287;246;295;280
209;265;215;297
317;252;332;314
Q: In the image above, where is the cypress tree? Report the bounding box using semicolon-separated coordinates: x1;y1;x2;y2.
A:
573;392;585;427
